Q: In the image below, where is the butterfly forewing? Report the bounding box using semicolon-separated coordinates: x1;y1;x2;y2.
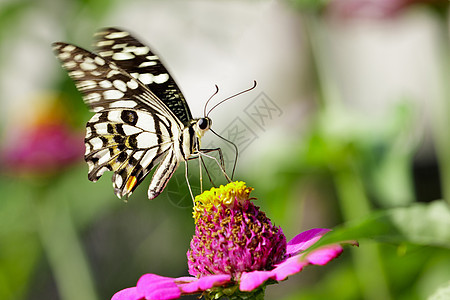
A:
94;27;193;126
52;41;185;199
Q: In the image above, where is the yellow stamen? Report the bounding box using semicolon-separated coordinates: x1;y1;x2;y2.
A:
192;181;254;223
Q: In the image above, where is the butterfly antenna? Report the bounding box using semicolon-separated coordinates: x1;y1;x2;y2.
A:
204;84;220;117
210;128;239;180
206;80;257;117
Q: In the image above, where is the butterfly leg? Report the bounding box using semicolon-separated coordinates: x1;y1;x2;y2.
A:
200;156;216;187
198;148;231;182
185;160;195;203
187;155;218;187
198;155;203;193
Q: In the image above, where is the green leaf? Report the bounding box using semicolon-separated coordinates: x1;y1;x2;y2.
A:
314;201;450;248
428;281;450;300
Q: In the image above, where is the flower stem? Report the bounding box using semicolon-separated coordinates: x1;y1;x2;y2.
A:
334;167;391;300
430;13;450;205
302;13;342;110
206;285;265;300
334;169;391;300
226;289;265;300
302;13;392;300
34;184;98;300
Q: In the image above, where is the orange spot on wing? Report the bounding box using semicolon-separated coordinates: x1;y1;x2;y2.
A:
126;176;137;192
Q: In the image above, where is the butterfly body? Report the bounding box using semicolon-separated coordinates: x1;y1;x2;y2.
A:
53;28;215;200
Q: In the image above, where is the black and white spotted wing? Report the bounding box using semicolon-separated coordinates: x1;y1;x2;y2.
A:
94;27;192;126
52;29;213;200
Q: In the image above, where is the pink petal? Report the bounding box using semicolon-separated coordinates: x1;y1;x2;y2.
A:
271;256;308;281
111;287;144;300
179;275;232;293
286;228;331;256
174;276;197;282
239;242;345;291
304;245;343;265
239;270;275;292
137;274;181;300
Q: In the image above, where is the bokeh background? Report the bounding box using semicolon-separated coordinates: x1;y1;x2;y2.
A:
1;0;449;299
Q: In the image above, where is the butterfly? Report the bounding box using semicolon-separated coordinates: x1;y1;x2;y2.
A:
52;27;230;201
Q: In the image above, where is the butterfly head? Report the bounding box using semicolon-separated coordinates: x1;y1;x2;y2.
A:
194;117;212;138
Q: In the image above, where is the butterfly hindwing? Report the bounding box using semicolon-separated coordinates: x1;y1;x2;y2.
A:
53;41;185;199
148;150;180;200
94;27;193;126
84;109;174;198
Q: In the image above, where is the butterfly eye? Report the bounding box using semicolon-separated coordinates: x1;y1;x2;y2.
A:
198;118;210;130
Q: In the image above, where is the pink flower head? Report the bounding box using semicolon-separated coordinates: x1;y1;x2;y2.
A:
2;123;83;174
327;0;448;19
1;94;84;175
112;182;356;300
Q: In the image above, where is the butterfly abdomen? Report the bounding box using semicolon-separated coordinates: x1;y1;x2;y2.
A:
174;125;195;161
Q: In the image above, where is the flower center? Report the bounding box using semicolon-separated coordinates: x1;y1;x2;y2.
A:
187;182;286;280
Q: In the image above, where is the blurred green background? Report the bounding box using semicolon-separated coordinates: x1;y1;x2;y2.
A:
0;0;449;299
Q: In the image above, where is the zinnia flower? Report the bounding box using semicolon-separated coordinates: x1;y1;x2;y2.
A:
113;182;356;300
1;94;83;175
326;0;448;19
